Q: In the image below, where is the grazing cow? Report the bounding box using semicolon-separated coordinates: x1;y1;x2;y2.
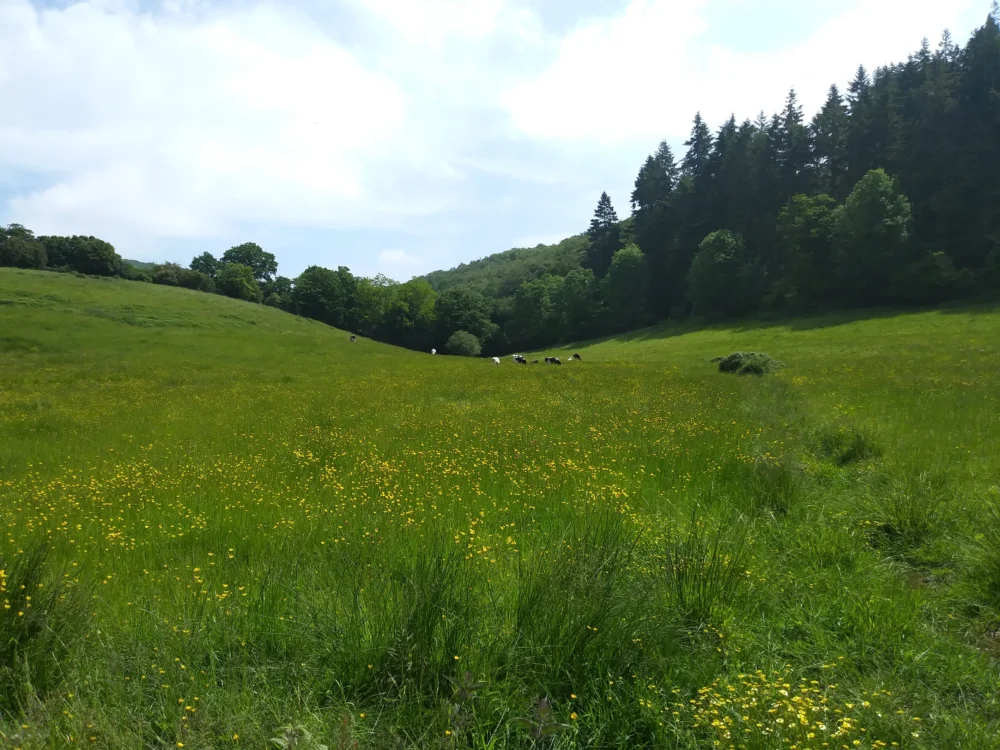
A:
517;357;527;365
431;348;437;355
544;357;553;364
512;354;522;361
552;357;562;365
572;353;582;360
349;335;357;343
491;357;500;365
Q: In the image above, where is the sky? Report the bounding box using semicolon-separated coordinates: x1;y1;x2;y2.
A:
0;0;991;281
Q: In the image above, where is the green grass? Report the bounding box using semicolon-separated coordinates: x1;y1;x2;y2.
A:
1;267;999;749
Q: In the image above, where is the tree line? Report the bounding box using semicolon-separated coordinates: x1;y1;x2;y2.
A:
424;10;1000;351
2;10;998;355
590;10;1000;326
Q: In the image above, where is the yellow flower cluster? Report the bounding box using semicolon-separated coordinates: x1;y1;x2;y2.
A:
680;665;901;750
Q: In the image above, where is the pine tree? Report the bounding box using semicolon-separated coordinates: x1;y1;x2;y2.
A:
631;142;679;318
937;30;959;63
588;192;618;239
951;11;1000;269
846;65;871;111
631;142;677;212
846;65;878;185
585;192;623;278
812;85;851;199
682;113;713;182
778;89;813;197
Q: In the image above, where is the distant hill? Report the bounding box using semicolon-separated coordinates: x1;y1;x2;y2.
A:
122;258;157;270
421;234;588;298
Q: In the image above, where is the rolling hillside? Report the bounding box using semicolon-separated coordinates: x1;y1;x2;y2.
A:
2;268;999;748
421;233;588;298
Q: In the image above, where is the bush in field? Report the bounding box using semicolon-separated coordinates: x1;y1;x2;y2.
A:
446;330;481;357
714;351;782;375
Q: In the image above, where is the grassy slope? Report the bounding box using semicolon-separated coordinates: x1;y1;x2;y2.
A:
1;268;999;749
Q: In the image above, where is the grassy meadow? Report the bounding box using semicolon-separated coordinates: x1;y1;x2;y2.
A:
1;268;999;749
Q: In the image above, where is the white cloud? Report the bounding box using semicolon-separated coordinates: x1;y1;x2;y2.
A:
1;0;987;272
344;0;507;47
0;0;438;247
504;0;980;144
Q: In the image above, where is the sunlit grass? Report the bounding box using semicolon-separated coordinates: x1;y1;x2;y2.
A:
1;268;999;748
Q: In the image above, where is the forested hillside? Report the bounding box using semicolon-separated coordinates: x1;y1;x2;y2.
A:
2;10;998;355
422;234;589;298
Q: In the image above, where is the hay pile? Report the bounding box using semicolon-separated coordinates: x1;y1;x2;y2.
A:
711;352;783;375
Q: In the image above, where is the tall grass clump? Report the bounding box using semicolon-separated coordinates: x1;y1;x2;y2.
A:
813;420;883;466
742;456;803;515
657;510;753;626
981;498;1000;610
507;511;655;693
965;496;1000;624
310;539;481;703
0;544;91;711
863;471;953;552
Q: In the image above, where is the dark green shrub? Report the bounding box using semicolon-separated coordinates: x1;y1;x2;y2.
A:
119;263;152;282
152;262;182;286
716;351;783;375
446;330;481;357
177;267;215;293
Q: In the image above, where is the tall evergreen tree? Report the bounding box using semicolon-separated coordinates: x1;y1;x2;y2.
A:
846;65;878;185
631;141;678;212
938;29;959;62
682;113;713;182
812;85;851;200
777;89;813;198
952;11;1000;269
585;192;623;277
632;141;679;318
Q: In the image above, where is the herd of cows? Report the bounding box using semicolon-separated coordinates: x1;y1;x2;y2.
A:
348;336;582;365
493;353;582;366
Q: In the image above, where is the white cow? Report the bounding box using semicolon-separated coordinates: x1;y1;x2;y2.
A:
431;348;437;355
491;357;500;365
